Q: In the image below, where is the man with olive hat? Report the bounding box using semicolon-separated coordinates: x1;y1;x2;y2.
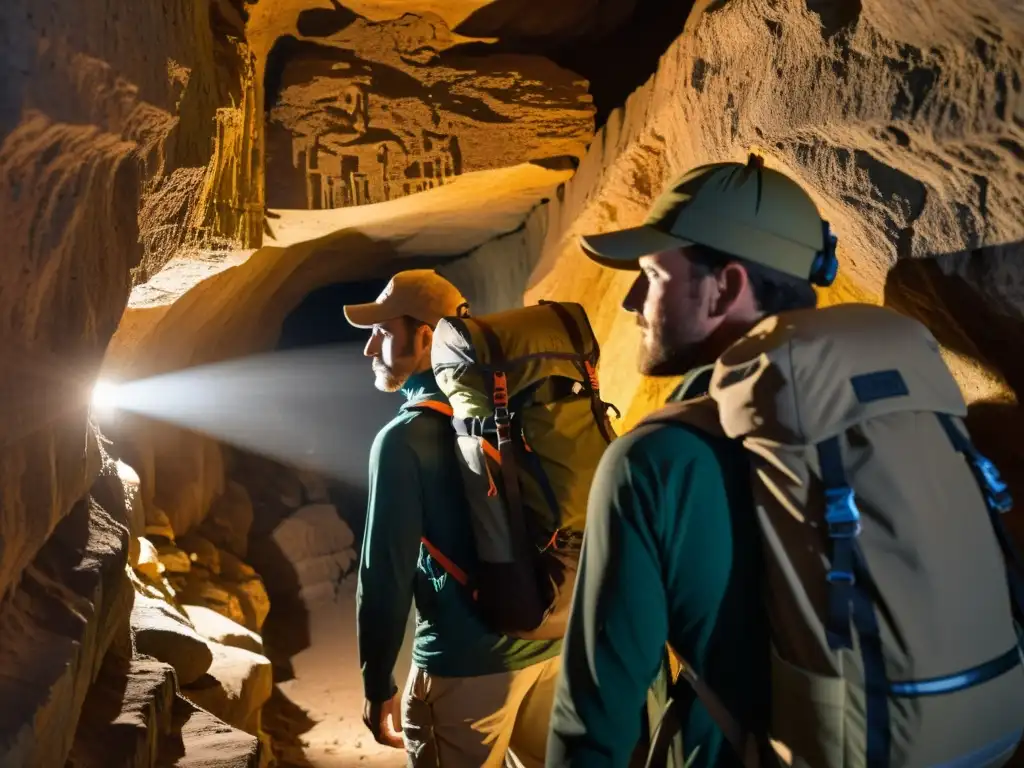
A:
546;156;839;767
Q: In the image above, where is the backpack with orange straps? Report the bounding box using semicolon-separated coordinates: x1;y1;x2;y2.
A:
409;300;617;640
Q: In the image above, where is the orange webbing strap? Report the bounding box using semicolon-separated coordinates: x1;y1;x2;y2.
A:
421;537;478;600
408;400;454;418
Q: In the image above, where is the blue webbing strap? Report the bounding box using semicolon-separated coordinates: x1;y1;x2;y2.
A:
817;434;891;766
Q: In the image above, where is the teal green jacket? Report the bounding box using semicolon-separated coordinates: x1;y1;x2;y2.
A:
547;367;771;767
357;370;561;702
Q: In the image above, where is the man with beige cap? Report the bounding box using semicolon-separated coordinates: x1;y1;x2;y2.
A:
345;269;563;767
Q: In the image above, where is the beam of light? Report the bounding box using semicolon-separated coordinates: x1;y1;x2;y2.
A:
92;345;398;488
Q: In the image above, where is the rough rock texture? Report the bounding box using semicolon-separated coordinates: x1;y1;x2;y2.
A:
441;0;1024;528
182;641;273;735
132;590;215;687
185;605;265;655
66;652;177;768
264;10;593;209
248;504;357;604
158;695;261;768
200;481;256;559
0;0;263;610
0;497;133;768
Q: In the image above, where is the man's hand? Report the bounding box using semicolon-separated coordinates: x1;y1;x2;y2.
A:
363;694;404;748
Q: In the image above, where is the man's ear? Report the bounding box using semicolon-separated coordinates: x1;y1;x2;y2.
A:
710;262;749;318
416;324;434;356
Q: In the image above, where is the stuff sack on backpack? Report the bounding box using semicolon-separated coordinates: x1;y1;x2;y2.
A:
426;300;616;640
642;303;1024;768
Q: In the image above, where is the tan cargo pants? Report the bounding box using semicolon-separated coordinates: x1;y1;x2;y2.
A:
400;655;561;767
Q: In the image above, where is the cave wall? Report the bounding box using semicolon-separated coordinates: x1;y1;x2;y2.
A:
263;9;594;209
1;0;264;762
448;0;1024;415
1;0;260;606
442;0;1024;538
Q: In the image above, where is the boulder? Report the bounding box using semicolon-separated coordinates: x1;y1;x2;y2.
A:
199;481;254;559
181;642;273;735
0;498;133;768
248;504;356;604
91;458;146;566
177;533;222;577
184;605;264;656
158;695;261;768
132;591;214;687
157;543;193;576
296;470;330;505
66;651;177;767
178;550;270;633
177;576;247;631
136;536;165;583
146;507;178;543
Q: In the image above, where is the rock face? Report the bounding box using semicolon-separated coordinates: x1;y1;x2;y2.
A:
264;9;594;209
0;497;133;767
0;0;262;608
66;653;178;767
249;504;357;605
440;0;1024;518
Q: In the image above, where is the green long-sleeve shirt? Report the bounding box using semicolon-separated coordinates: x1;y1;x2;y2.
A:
357;370;561;702
547;367;770;767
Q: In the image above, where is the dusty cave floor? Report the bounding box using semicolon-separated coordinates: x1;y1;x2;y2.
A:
261;577;413;767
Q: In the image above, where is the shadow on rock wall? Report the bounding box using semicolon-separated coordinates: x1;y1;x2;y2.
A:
884;245;1024;547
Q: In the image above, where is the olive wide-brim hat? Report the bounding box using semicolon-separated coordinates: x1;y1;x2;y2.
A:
580;155;837;286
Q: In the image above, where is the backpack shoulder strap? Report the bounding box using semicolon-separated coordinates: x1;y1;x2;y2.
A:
634;395;726;438
407;399;454;418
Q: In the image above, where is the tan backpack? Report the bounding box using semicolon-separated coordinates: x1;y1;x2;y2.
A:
421;300;616;640
642;303;1024;768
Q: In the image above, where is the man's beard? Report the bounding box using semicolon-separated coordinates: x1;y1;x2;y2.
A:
372;346;428;393
637;325;704;378
372;358;409;393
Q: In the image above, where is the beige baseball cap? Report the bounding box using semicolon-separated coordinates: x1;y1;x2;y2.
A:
343;269;468;329
580;155;838;286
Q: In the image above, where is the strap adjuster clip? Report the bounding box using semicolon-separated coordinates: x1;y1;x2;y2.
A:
825;486;862;538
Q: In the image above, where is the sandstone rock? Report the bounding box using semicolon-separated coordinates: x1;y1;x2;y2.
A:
92;459;147;566
179;550;271;633
181;642;273;735
137;536;165;583
0;498;133;768
248;504;356;604
199;481;254;559
296;469;331;505
185;605;264;656
66;651;177;767
132;591;214;687
158;544;195;575
178;533;223;577
178;577;247;631
147;507;179;543
158;695;261;768
264;10;593;210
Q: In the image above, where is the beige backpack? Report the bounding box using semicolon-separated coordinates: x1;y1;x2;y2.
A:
642;303;1024;768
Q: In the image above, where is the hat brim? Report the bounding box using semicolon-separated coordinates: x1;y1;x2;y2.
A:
343;302;395;329
580;226;694;270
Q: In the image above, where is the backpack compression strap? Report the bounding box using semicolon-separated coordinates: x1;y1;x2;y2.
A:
541;300;617;442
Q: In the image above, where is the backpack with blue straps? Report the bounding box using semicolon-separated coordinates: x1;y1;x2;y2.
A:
643;303;1024;768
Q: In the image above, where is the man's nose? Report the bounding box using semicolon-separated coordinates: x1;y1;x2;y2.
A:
364;333;381;357
622;273;648;314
